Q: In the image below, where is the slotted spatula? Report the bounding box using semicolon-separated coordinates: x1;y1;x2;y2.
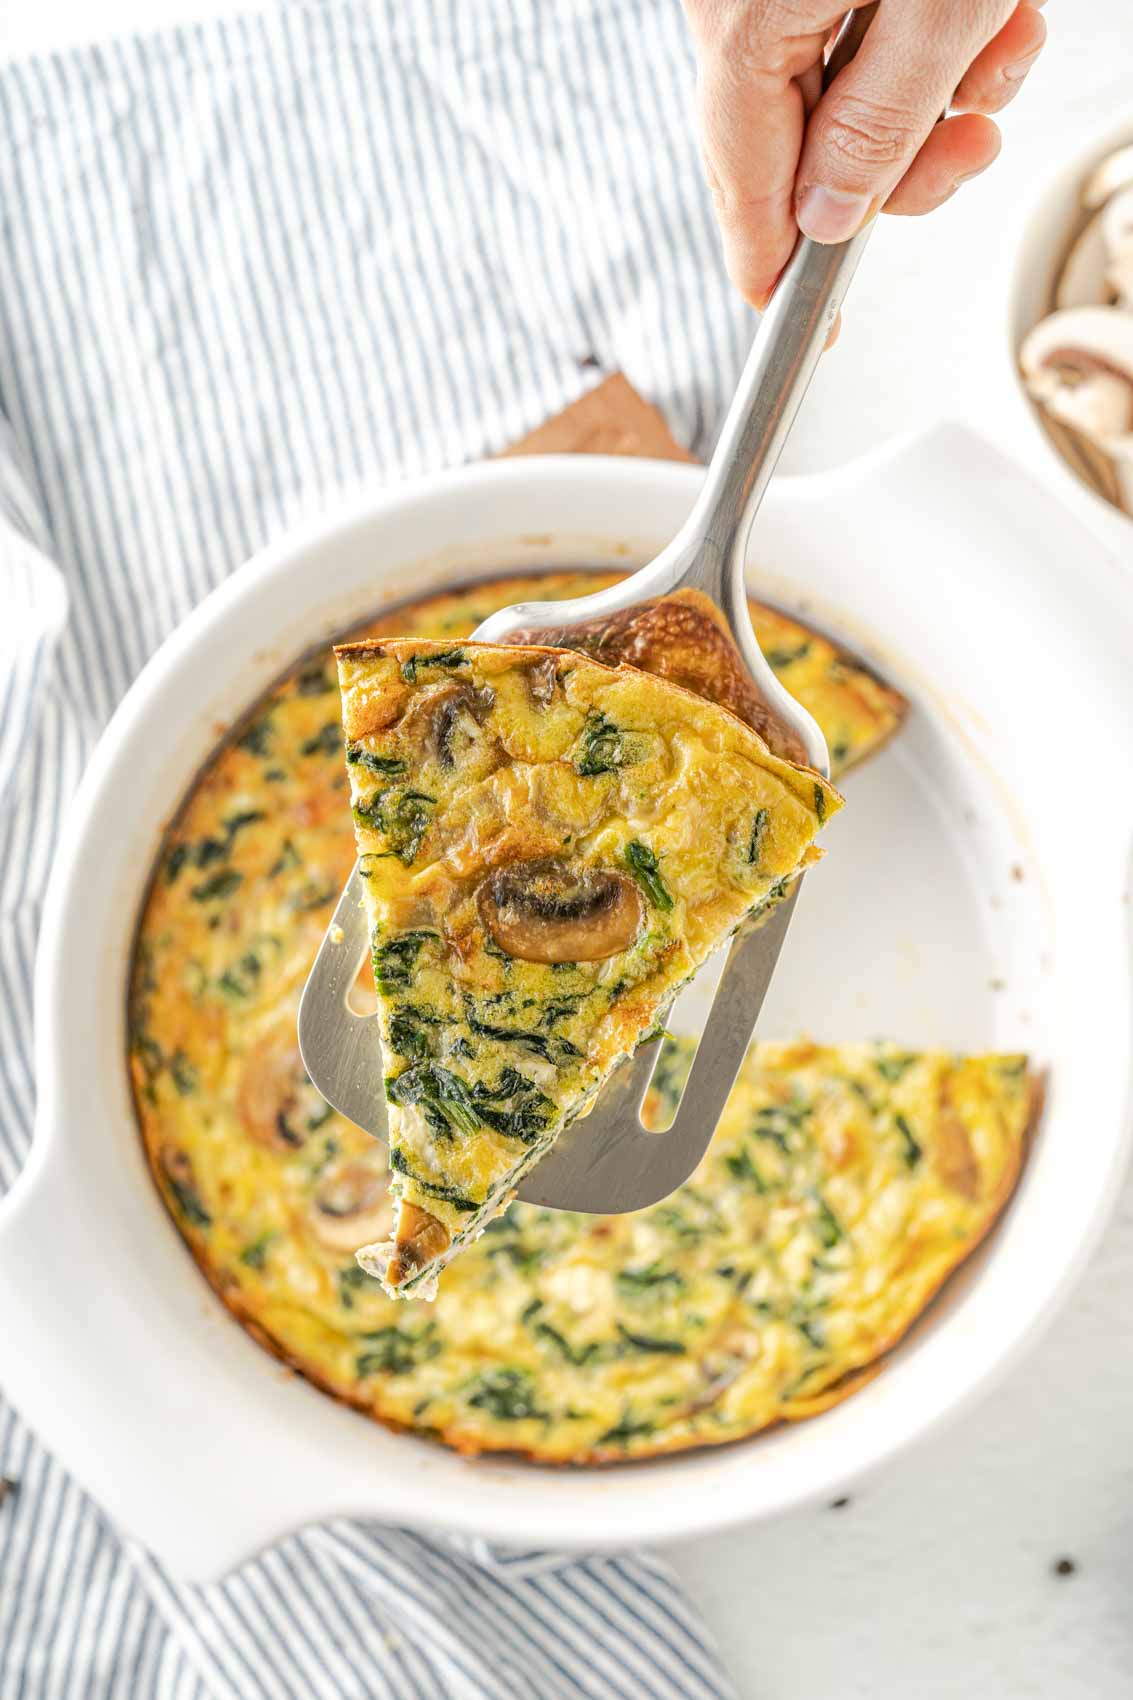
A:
298;26;875;1214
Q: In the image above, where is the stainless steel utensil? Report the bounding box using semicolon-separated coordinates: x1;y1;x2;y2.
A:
299;27;875;1214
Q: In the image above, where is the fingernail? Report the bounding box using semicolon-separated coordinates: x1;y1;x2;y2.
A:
953;161;993;188
796;185;872;244
1002;49;1041;83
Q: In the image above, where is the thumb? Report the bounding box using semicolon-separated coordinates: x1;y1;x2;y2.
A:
795;0;1012;243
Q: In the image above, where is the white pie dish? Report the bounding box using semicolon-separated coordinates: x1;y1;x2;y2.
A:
1;423;1131;1581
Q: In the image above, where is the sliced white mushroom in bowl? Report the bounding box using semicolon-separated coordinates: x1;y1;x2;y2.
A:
1021;140;1133;518
1020;307;1133;455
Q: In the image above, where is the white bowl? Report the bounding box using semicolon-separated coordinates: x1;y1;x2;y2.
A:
1007;108;1133;544
2;425;1132;1581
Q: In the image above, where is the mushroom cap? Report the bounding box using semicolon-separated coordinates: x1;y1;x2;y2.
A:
1056;207;1112;310
1102;186;1133;268
1106;247;1133;311
309;1156;393;1252
1083;143;1133;211
1020;307;1133;455
478;857;644;964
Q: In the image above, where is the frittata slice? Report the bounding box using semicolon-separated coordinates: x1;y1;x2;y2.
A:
335;638;842;1296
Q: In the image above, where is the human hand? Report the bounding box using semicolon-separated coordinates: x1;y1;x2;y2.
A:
683;0;1047;306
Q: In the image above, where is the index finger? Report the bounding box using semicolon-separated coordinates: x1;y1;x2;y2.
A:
690;7;833;307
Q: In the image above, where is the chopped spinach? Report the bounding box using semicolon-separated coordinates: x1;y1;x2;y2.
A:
875;1053;916;1083
894;1112;923;1168
467;1016;552;1060
752;1099;811;1151
337;1264;382;1309
400;648;468;684
239;1232;277;1270
795;1315;826;1351
624;840;673;911
386;1062;480;1139
811;1190;843;1249
296;661;335;696
616;1261;684;1297
387;1006;440;1061
189;868;243;903
384;790;435;864
466;1366;545;1422
168;810;264;888
388;1148;480;1211
539;997;583;1027
218;949;263;1000
163;1155;211;1229
814;783;827;824
764;642;811;670
356;1323;441;1378
616;1324;686;1356
346;743;407;777
747;807;770;866
574;711;635;777
531;1318;603;1367
291;880;338;913
724;1144;768;1192
237;715;274;757
470;1070;554;1144
597;1407;655;1447
269;839;302;877
481;1216;548;1274
465;1014;572;1065
301;722;342;758
164;843;189;885
169;1051;198;1097
372;930;436;994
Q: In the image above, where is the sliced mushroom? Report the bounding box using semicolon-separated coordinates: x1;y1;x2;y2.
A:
935;1112;980;1201
310;1157;393;1251
1020;308;1133;457
385;1201;451;1283
1101;185;1133;264
238;1031;330;1151
399;679;494;767
477;857;644;963
1056;207;1114;310
1083;143;1133;210
526;654;559;709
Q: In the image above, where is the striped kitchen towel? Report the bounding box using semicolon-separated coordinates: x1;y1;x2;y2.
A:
0;2;753;1694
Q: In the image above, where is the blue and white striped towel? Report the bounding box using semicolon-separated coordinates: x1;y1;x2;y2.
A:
0;3;756;1694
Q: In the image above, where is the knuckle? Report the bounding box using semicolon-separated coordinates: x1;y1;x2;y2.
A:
700;0;816;82
820;96;923;172
702;155;782;225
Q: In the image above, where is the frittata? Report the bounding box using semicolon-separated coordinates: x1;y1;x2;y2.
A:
336;638;842;1295
126;566;1035;1466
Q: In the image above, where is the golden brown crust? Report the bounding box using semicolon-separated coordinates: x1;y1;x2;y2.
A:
506;590;810;764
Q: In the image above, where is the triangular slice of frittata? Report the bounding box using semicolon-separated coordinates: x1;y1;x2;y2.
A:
335;638;842;1297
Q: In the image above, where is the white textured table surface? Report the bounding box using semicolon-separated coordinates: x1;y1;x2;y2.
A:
3;4;1132;1696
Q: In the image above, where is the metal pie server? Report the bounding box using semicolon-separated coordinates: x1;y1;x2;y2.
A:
299;17;877;1213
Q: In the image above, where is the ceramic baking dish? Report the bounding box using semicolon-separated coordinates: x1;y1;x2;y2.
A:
1;423;1131;1580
